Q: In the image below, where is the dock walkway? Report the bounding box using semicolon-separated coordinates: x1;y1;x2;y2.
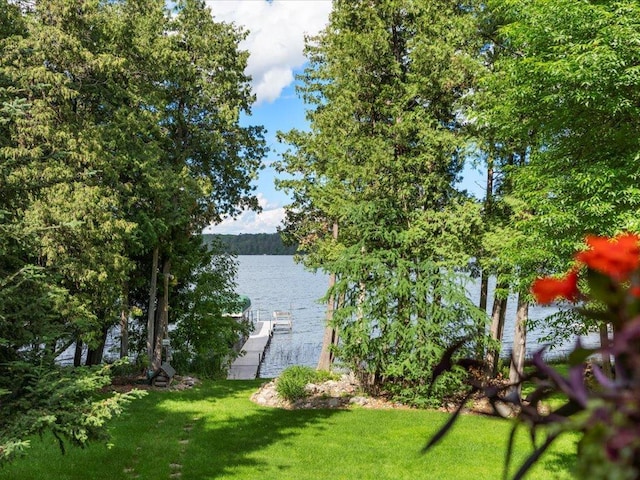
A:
227;311;292;380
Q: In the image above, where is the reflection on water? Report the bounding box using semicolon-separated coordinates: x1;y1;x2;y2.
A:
236;256;600;378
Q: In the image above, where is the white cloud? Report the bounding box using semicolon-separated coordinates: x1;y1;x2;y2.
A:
254;67;293;105
204;193;286;234
207;0;332;105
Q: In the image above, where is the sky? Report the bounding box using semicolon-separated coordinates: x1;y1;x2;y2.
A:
201;0;332;235
202;0;485;235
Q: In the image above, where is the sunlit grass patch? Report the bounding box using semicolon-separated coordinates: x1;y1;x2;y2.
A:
0;379;576;480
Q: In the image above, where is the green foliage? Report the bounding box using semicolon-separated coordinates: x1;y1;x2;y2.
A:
169;239;249;379
276;0;488;406
0;0;264;464
0;361;145;466
468;0;640;354
478;0;640;270
333;264;487;406
276;366;336;402
105;358;142;379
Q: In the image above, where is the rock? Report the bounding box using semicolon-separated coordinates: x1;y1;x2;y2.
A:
349;396;369;406
304;383;320;394
250;373;406;410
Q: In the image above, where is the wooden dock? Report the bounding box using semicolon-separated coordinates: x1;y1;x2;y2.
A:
272;310;293;330
227;311;292;380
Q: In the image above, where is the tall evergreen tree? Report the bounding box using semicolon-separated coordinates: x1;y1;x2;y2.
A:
0;0;145;463
278;0;485;405
140;0;266;370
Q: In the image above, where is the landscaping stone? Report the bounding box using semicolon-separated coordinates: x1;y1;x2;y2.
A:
250;373;408;410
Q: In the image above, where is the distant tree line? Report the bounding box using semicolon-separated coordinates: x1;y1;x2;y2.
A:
206;233;298;255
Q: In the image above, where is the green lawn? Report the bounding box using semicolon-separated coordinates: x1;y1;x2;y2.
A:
0;380;576;479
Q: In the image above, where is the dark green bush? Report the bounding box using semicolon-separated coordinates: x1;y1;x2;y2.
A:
171;349;227;380
106;357;142;378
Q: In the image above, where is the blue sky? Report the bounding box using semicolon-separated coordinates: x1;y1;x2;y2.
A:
203;0;485;234
202;0;332;234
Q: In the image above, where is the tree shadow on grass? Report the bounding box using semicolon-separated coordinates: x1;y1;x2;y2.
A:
0;380;348;480
151;380;349;479
537;450;576;478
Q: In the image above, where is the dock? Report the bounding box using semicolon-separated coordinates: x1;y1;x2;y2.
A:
227;310;293;380
272;310;293;330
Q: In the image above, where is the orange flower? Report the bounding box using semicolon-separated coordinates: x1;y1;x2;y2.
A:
575;233;640;281
531;270;579;305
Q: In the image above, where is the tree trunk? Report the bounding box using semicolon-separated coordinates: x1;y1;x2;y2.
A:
317;222;339;371
479;272;488;312
152;258;171;371
476;157;493;358
599;322;612;379
612;322;636;380
317;271;337;370
479;158;494;315
161;259;171;354
120;284;129;358
508;293;528;400
485;285;508;377
73;339;83;367
85;326;108;366
476;271;489;358
147;246;159;369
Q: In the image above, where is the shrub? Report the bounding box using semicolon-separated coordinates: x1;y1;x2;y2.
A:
276;366;335;402
107;357;142;378
314;368;337;383
171;349;227;380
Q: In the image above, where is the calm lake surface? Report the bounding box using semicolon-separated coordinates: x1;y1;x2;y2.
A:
236;255;600;378
235;255;328;378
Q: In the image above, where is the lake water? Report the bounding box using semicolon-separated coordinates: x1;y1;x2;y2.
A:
235;255;328;377
235;255;600;378
58;255;600;373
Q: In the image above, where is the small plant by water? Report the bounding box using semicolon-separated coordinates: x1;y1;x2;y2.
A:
275;366;336;401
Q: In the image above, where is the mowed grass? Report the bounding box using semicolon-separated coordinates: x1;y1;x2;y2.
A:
0;380;576;480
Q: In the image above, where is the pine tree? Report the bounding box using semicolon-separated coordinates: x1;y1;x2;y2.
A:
278;0;486;405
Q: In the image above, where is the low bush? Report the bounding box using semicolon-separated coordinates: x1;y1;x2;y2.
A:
106;357;143;378
276;366;335;402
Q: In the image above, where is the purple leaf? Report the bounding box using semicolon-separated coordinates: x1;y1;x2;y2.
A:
591;364;615;390
567;366;589;406
422;387;478;453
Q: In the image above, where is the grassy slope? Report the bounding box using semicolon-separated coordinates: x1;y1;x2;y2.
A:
0;380;576;480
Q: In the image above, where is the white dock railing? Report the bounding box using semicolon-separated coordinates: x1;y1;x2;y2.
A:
272;310;293;330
